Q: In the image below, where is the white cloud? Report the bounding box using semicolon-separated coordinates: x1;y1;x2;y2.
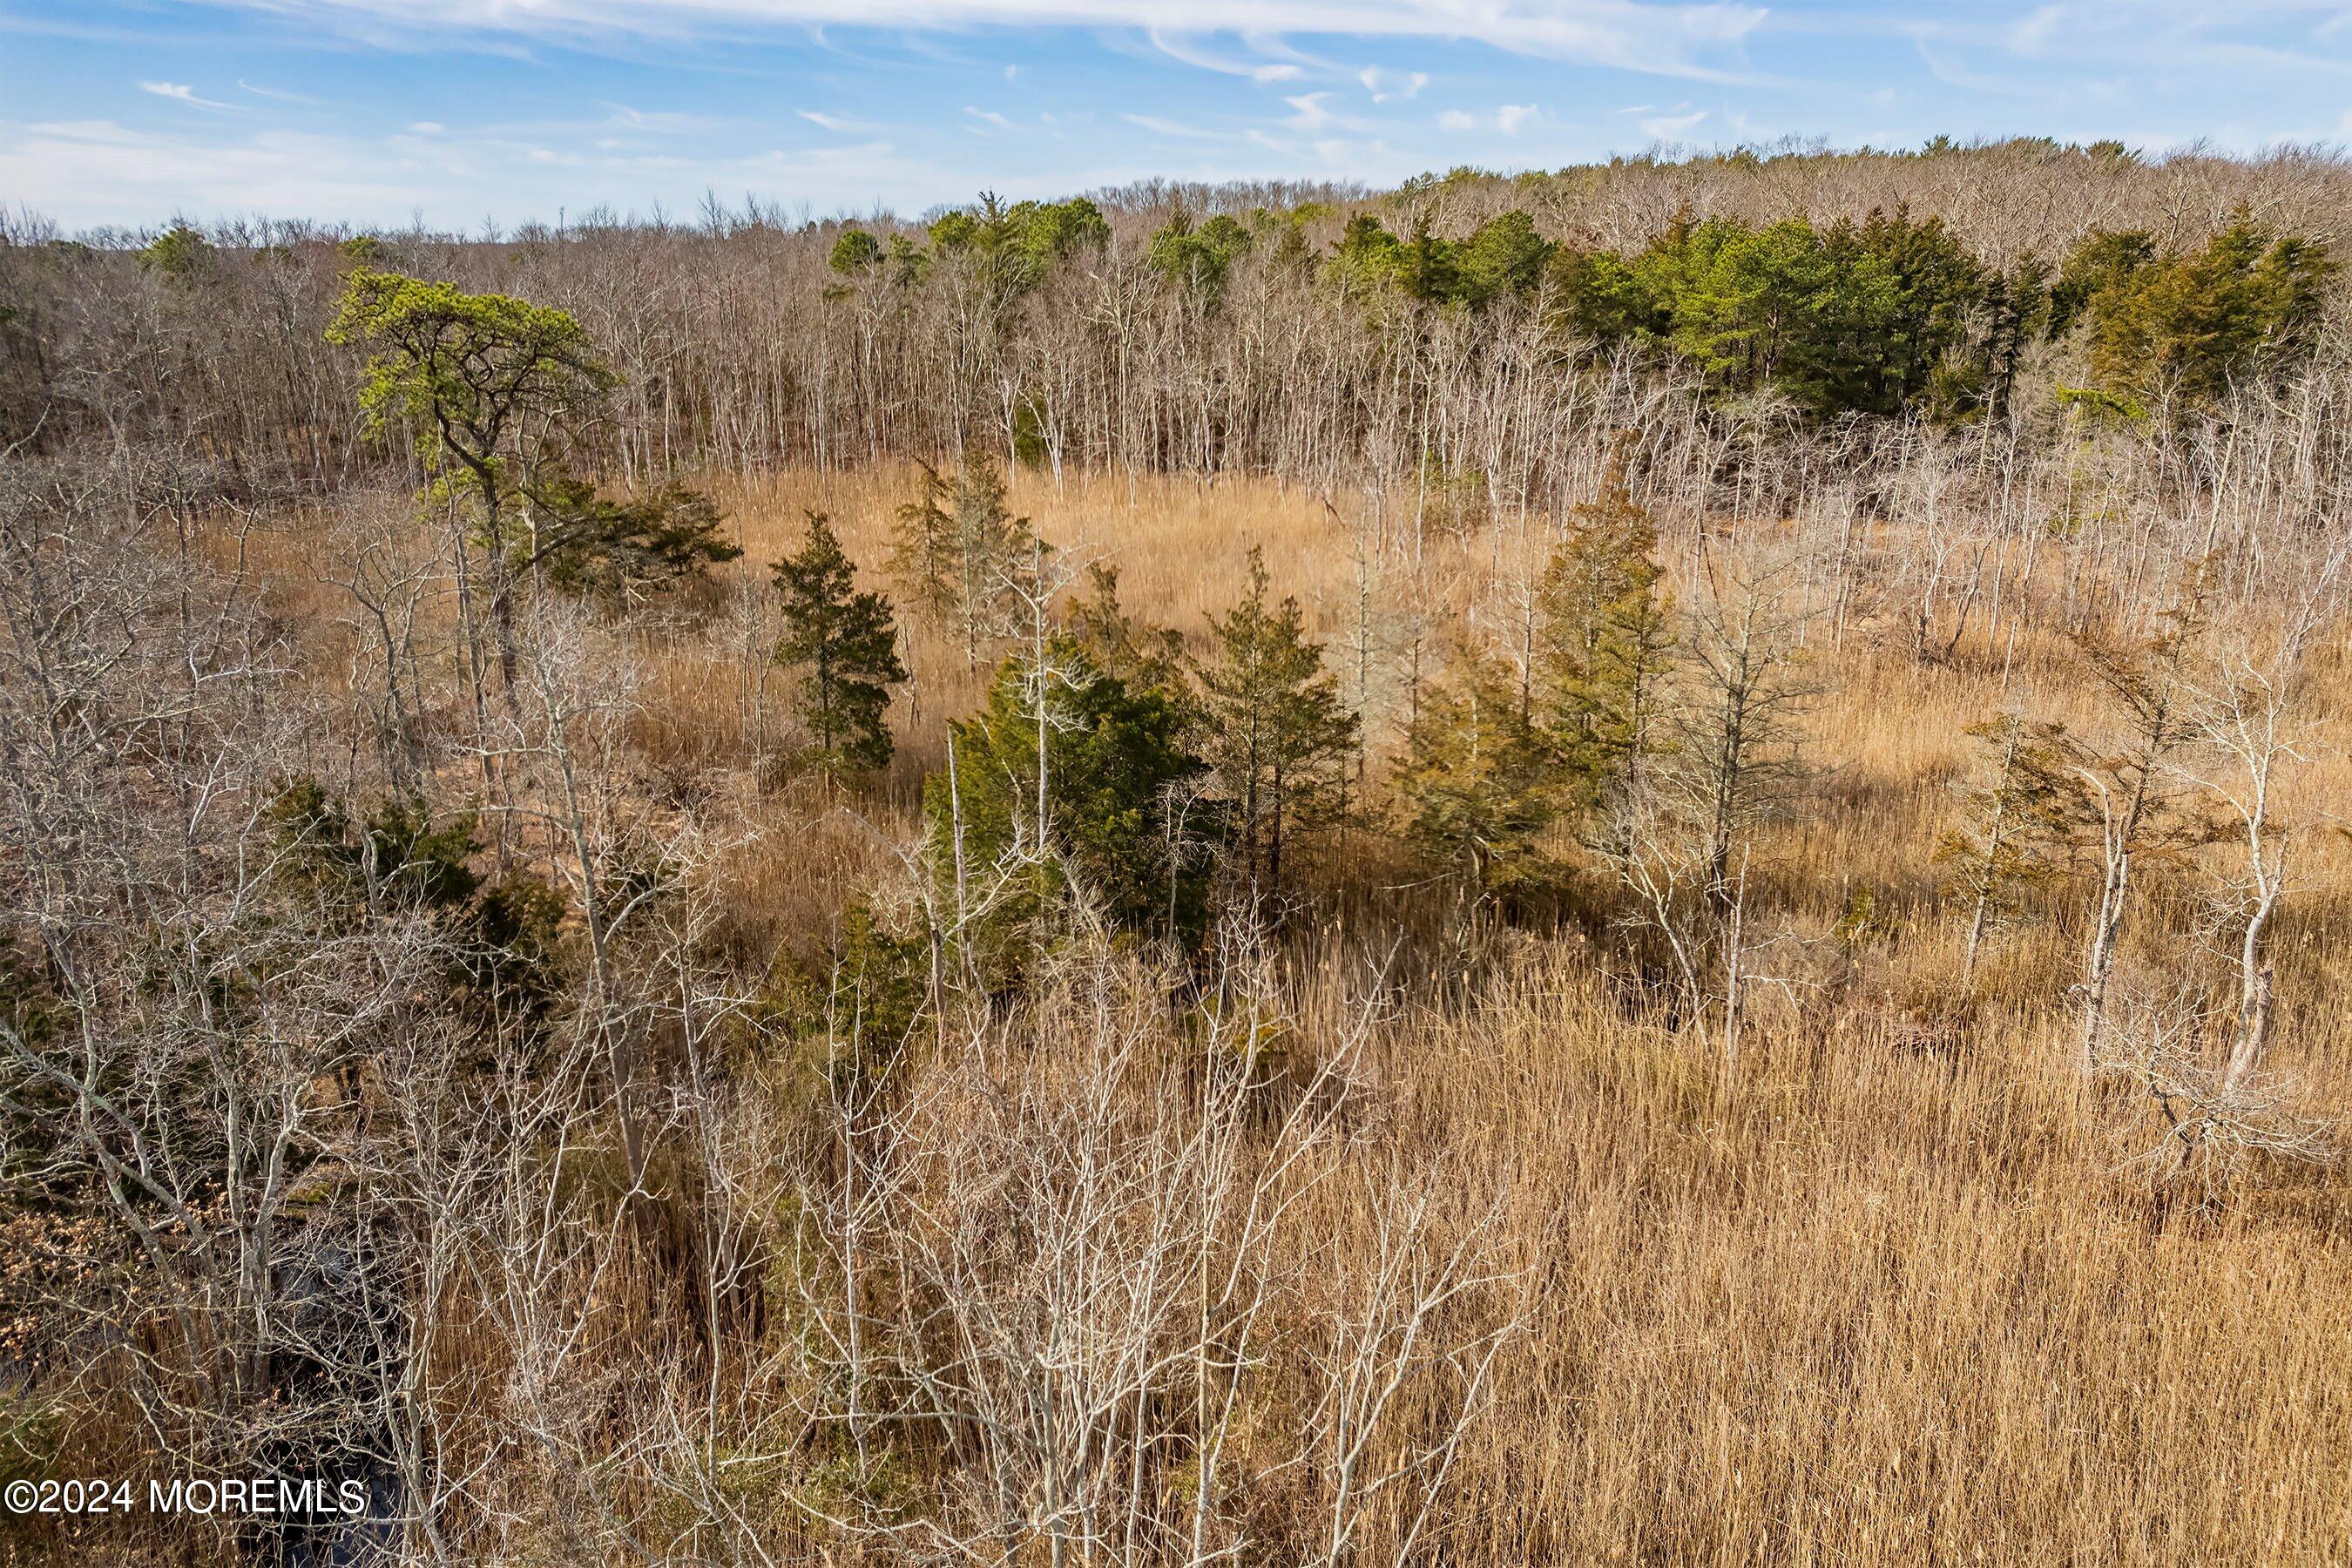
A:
800;109;887;132
1124;113;1221;139
193;0;1773;82
1147;29;1304;81
1283;91;1371;133
1;116;971;232
603;104;709;132
408;120;444;133
2006;3;2065;55
1359;65;1429;102
140;81;239;112
1284;91;1335;129
1438;104;1543;134
963;105;1012;130
237;79;328;105
1639;108;1707;138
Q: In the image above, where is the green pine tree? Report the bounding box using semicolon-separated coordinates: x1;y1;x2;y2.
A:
925;639;1210;970
1064;562;1187;702
889;459;960;621
1393;639;1553;897
1535;444;1675;835
1193;547;1359;901
773;511;908;787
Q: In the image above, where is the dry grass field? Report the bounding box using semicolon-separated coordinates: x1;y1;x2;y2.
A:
382;462;2352;1564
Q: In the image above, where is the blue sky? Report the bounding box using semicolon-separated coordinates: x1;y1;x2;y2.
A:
3;0;2351;233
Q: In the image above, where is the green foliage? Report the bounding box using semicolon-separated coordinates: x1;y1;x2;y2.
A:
338;234;389;265
767;902;931;1086
2049;229;2155;338
263;776;570;1020
1193;547;1359;900
1961;253;2055;418
327;267;618;645
266;775;481;911
1322;210;1552;308
138;223;216;283
1147;211;1254;294
2082;222;2335;407
328;269;615;471
1536;449;1674;828
925;641;1211;963
1455;210;1554;304
890;451;1043;670
928;193;1108;292
889;459;960;622
530;471;742;601
772;511;908;783
1328;213;1409;295
1393;642;1554;895
1573;208;1985;416
1063;561;1187;703
828;227;882;275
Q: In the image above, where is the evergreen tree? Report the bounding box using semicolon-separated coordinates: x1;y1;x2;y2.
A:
328;268;618;689
1393;640;1552;896
773;511;908;787
1535;446;1674;834
889;459;960;620
1064;562;1186;702
2085;222;2335;408
526;469;741;603
1194;548;1358;900
889;452;1044;670
1935;713;2085;982
925;639;1210;967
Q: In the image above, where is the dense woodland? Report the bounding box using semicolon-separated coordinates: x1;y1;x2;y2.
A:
7;139;2352;1563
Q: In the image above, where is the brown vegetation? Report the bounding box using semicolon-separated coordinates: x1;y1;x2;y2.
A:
6;143;2352;1564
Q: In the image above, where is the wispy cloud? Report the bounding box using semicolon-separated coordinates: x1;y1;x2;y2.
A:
1283;91;1374;134
964;105;1012;130
1359;65;1428;102
801;109;890;133
191;0;1773;81
1147;29;1304;82
1123;112;1222;139
603;104;710;132
237;78;328;105
140;81;239;112
1639;108;1708;138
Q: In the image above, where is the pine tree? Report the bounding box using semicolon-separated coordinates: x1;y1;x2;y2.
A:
889;459;959;621
889;452;1044;671
1934;713;2084;982
949;450;1037;671
1193;547;1359;901
1535;444;1674;836
773;511;908;787
1064;562;1186;702
1393;639;1552;896
924;639;1210;969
